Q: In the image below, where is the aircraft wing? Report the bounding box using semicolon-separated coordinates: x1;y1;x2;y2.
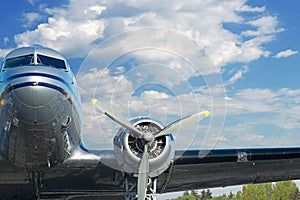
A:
3;147;300;199
42;147;300;194
161;147;300;193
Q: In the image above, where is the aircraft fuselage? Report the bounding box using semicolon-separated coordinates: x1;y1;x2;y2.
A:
0;46;82;169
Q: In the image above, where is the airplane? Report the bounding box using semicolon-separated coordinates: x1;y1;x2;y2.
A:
0;45;300;200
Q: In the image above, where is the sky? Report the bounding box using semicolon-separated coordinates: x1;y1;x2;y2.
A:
1;0;300;198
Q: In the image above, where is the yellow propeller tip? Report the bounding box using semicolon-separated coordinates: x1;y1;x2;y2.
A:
0;99;4;106
91;98;98;104
204;111;210;117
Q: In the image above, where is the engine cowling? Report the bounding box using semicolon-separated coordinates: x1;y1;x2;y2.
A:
113;117;174;177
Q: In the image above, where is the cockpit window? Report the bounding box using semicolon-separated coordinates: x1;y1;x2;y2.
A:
4;54;34;69
2;53;67;70
37;54;66;70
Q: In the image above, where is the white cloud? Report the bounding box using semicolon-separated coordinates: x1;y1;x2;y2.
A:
140;90;170;100
238;5;265;13
7;0;281;69
274;49;299;58
78;66;217;149
27;0;37;6
225;88;300;130
0;48;13;58
242;16;284;37
227;66;249;84
241;133;264;142
22;12;43;28
215;87;300;148
3;0;295;149
87;5;106;15
3;37;9;45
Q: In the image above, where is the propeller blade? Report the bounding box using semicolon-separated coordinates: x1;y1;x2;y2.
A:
155;110;210;138
91;99;144;138
137;145;149;200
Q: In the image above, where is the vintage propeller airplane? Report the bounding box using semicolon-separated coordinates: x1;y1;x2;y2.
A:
0;45;300;200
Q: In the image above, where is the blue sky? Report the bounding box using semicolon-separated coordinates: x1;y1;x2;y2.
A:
1;0;300;198
0;0;299;149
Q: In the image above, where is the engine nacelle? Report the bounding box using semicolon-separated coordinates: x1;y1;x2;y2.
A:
113;117;174;177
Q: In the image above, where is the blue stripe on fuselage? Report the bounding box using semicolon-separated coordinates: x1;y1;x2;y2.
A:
4;72;72;90
2;72;81;104
0;81;72;105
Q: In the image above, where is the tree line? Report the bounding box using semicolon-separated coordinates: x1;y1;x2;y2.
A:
170;181;300;200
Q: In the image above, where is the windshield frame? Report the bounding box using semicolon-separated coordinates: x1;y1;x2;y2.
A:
37;54;67;70
2;53;67;71
3;54;34;69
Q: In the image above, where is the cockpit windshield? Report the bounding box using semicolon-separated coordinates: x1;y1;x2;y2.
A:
2;53;67;70
4;54;34;69
37;54;66;70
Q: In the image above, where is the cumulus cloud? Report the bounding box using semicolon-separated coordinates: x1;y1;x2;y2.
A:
274;49;299;58
9;0;281;69
22;12;43;28
217;87;300;148
77;64;222;149
5;0;297;149
226;88;300;129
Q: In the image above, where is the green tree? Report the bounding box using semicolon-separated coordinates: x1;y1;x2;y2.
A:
211;195;227;200
172;181;299;200
235;181;298;200
228;191;235;199
206;189;212;199
236;190;242;199
272;181;297;200
289;187;300;200
200;189;212;200
237;182;272;200
173;194;198;200
191;189;200;199
172;190;200;200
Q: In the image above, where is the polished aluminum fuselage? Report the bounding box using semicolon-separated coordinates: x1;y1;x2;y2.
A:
0;47;82;169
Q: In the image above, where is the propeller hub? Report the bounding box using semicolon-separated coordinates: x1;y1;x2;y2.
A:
143;132;154;143
135;138;157;153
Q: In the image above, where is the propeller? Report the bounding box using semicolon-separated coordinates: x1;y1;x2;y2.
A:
137;144;149;200
91;99;144;138
154;111;210;139
91;98;210;199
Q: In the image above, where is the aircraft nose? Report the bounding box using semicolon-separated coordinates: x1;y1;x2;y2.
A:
11;85;61;124
13;86;58;107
